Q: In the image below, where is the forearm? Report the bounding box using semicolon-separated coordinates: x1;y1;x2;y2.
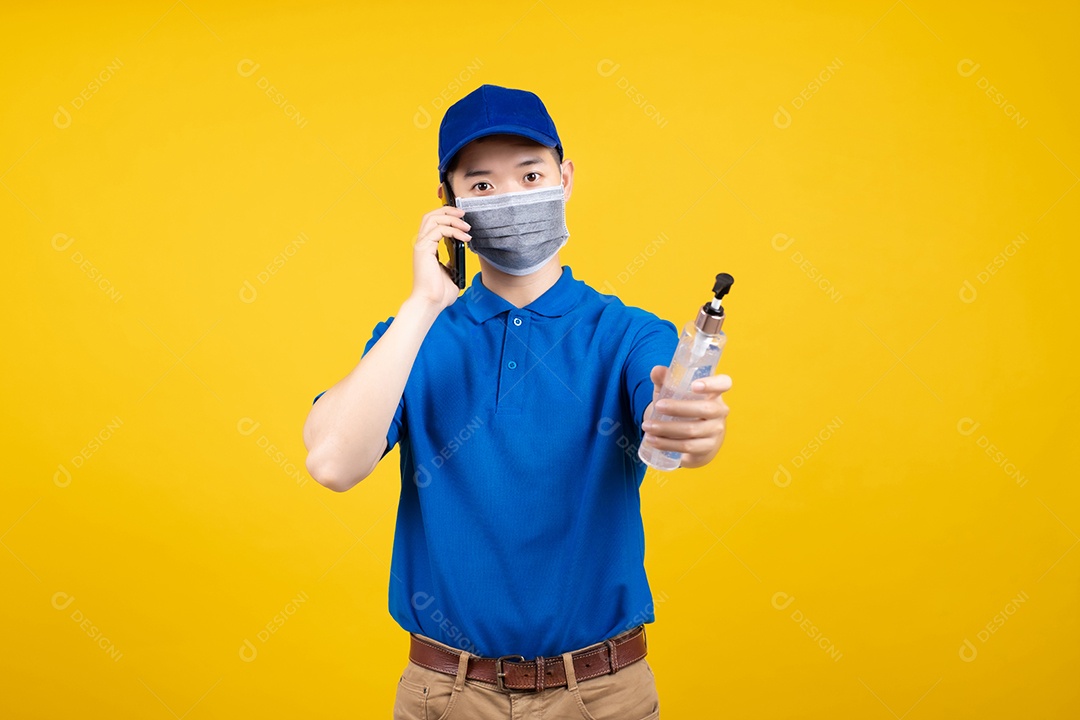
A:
303;296;441;491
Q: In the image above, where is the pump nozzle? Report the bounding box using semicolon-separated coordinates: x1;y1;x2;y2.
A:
712;273;734;301
697;272;734;334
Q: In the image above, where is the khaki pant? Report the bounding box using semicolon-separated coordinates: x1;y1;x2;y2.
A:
393;626;660;720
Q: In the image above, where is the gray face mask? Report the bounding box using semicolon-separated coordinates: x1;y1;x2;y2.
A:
455;185;569;276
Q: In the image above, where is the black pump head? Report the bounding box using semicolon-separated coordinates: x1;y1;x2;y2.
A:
700;272;734;325
712;273;734;300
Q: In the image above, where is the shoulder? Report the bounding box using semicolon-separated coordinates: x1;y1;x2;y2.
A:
580;279;676;335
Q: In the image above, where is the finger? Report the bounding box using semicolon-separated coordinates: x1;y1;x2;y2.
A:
424;214;471;234
653;397;728;420
650;365;667;403
643;417;724;440
436;212;471;228
416;225;471;249
425;206;466;218
419;208;470;236
641;433;716;455
688;374;733;394
641;400;655;426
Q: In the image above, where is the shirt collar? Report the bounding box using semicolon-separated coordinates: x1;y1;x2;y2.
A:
465;265;585;324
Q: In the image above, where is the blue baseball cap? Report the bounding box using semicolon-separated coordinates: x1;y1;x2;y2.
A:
438;84;563;183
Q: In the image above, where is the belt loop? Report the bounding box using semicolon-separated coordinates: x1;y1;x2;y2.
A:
453;648;470;692
534;656;544;692
605;638;618;674
561;651;578;691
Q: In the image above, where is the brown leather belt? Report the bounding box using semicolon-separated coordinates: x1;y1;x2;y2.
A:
408;624;648;693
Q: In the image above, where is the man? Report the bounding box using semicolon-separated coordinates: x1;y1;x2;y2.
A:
303;83;732;719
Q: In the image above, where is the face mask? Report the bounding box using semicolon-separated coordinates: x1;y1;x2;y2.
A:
455;185;569;276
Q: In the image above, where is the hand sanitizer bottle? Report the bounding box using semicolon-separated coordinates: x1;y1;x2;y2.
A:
639;273;734;471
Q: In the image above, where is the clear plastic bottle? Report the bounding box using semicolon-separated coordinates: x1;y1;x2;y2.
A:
639;273;734;471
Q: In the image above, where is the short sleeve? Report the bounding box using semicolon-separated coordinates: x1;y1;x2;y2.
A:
623;316;679;431
311;316;404;460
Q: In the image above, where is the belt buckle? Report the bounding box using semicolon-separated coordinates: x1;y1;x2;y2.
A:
494;654;527;693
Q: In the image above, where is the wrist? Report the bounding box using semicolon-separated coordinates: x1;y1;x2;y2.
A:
400;294;444;324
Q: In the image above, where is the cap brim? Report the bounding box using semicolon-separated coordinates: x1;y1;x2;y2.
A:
439;124;560;176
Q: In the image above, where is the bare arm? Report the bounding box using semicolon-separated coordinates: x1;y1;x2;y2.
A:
302;203;472;492
303;297;441;491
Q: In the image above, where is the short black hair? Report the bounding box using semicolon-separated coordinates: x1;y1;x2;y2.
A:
444;137;563;199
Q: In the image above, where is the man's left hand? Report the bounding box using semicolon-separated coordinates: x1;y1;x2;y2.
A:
640;365;732;469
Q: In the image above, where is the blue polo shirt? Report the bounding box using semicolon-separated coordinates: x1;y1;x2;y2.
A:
312;265;678;658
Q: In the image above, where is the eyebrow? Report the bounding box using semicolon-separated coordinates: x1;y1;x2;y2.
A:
462;156;545;178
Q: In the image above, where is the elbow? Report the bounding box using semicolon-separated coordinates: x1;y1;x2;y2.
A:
311;472;351;493
307;460;365;493
305;446;375;493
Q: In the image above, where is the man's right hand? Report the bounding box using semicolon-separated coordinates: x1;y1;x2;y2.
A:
410;205;472;310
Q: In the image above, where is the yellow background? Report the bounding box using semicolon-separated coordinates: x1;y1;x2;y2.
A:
3;1;1077;717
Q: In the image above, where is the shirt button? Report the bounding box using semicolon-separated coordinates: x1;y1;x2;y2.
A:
507;361;517;369
512;317;522;326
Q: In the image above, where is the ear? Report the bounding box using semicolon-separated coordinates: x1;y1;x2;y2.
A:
560;158;575;203
437;184;444;201
440;180;456;207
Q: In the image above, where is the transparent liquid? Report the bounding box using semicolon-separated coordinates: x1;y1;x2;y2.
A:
638;324;725;471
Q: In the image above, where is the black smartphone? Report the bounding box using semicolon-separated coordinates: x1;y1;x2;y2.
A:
442;181;466;290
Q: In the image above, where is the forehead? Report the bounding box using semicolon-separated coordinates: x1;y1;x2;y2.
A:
455;134;552;164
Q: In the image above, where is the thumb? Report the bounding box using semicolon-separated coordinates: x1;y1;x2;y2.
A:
650;365;667;403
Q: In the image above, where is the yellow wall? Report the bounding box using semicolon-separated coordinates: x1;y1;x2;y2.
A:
3;1;1077;717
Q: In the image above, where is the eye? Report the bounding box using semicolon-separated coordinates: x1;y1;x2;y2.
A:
524;172;540;183
472;181;492;192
